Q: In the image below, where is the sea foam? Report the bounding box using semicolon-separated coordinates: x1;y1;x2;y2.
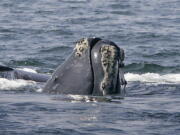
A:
0;78;36;90
125;73;180;84
0;68;37;91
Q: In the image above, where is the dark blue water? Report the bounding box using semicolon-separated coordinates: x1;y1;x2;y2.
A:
0;0;180;134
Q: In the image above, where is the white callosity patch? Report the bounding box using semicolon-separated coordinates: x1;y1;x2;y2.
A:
74;38;89;57
125;73;180;84
100;45;119;95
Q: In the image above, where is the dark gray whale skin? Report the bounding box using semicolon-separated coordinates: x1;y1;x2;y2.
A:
43;38;101;95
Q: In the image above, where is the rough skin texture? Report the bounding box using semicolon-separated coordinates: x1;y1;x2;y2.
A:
74;38;89;57
100;45;119;95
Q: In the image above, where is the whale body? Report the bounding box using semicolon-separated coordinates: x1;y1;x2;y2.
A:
0;38;126;96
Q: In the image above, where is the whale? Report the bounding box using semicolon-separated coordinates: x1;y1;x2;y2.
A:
0;38;126;96
44;37;126;95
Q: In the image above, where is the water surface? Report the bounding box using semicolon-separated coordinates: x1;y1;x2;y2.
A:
0;0;180;134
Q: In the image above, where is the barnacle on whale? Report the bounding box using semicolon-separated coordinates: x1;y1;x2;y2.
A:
74;38;89;57
100;45;119;94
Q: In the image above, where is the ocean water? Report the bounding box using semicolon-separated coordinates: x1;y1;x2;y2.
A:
0;0;180;134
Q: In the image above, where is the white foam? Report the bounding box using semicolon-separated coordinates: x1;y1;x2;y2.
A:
67;95;93;102
125;73;180;84
0;78;36;91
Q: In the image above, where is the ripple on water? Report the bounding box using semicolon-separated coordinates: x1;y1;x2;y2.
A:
125;63;180;73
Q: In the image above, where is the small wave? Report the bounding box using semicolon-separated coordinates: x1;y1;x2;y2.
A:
10;59;44;66
125;73;180;84
40;46;72;53
143;50;180;58
52;94;123;103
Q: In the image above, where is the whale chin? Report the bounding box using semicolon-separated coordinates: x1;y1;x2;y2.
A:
44;37;126;96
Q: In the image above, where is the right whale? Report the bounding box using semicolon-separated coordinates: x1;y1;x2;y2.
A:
44;38;126;96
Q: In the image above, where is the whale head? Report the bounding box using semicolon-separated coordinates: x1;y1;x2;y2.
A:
43;38;126;96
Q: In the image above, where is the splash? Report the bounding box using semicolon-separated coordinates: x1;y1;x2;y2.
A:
0;78;36;91
125;73;180;84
